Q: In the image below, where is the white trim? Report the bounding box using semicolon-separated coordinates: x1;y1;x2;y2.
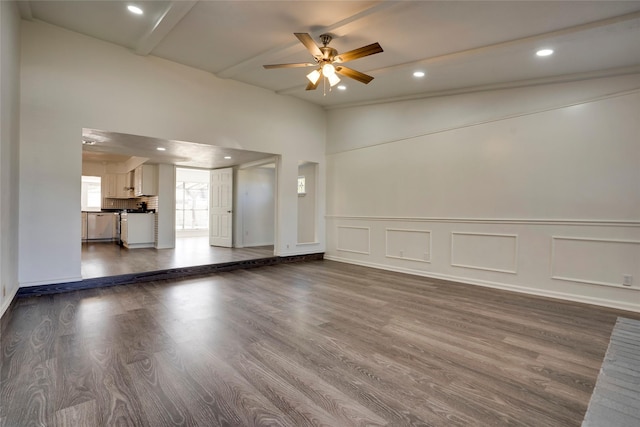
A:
326;214;640;227
324;255;640;313
450;232;519;274
336;226;371;255
551;236;640;291
385;228;431;263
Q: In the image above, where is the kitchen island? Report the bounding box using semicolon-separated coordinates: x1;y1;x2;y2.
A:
121;212;155;248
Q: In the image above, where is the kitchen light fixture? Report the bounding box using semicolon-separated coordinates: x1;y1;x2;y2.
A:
156;147;166;151
127;5;143;15
413;71;426;77
536;49;554;57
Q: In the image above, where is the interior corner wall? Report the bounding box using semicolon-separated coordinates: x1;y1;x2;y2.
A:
0;0;21;318
19;20;326;287
325;75;640;312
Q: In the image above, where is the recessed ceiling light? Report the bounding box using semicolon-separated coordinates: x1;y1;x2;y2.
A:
224;156;231;160
413;71;426;78
337;85;346;91
127;5;143;15
536;49;554;57
156;147;166;151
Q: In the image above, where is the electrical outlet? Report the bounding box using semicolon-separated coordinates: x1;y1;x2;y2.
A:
622;275;633;287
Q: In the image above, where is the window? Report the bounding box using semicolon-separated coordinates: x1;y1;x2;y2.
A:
81;176;101;211
297;176;306;195
176;181;209;230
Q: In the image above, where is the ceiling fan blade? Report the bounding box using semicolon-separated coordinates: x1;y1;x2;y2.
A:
305;79;320;91
335;66;374;84
295;33;323;58
263;62;316;69
334;42;383;63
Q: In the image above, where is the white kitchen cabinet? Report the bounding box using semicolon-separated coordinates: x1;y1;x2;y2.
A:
121;213;155;248
134;165;158;196
116;173;132;198
103;173;132;199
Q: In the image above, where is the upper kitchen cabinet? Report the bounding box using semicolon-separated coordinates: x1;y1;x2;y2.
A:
134;165;158;196
103;173;133;198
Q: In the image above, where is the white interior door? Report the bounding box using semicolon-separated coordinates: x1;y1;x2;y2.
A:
209;168;233;247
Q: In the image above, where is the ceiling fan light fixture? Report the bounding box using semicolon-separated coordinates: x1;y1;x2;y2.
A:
328;73;341;87
322;63;337;77
306;69;321;85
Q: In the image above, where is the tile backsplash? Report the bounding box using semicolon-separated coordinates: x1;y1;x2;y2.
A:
102;196;158;211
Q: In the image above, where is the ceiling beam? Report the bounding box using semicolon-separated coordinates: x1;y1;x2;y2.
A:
16;0;33;20
135;0;198;56
215;0;405;79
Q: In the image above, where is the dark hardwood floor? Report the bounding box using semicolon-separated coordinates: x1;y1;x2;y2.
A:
81;237;274;278
2;260;639;426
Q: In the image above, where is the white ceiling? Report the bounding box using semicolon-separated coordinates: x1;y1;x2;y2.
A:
19;1;640;167
19;0;640;109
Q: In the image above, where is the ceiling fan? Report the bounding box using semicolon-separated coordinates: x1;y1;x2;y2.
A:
263;33;383;91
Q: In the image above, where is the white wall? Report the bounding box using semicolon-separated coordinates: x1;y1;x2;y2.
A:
19;20;326;287
325;75;640;312
0;0;21;318
236;166;275;247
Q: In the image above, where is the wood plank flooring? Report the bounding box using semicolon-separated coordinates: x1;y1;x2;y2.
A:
2;260;639;426
81;237;274;278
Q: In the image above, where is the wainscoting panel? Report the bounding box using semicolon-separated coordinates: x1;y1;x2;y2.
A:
552;236;640;288
325;217;640;312
451;232;518;274
386;228;431;262
337;226;370;255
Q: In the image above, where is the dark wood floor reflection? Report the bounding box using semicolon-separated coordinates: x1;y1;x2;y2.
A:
81;237;274;278
3;260;639;426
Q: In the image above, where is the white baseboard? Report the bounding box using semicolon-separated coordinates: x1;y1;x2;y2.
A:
324;255;640;313
1;286;19;319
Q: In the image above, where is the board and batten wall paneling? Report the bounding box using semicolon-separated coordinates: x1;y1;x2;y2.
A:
451;232;518;274
337;226;370;255
385;229;431;263
325;79;640;312
551;237;640;289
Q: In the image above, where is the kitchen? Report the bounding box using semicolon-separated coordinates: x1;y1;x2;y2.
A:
80;129;281;280
82;162;158;249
